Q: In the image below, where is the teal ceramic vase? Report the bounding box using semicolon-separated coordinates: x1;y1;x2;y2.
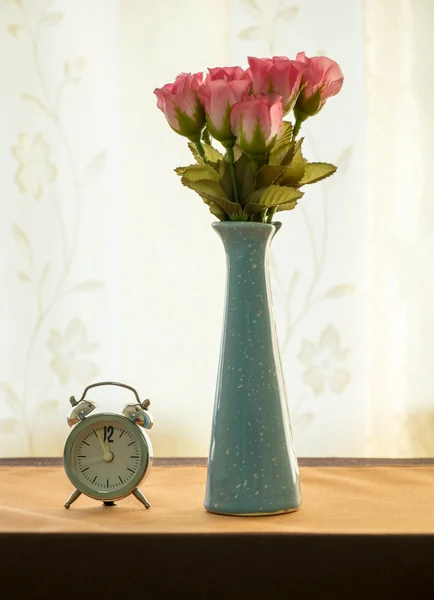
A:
205;221;302;516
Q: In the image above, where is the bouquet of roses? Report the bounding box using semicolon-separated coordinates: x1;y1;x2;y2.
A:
154;53;343;223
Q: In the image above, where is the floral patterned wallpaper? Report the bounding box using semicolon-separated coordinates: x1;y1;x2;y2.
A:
1;0;430;458
299;325;350;397
0;0;116;456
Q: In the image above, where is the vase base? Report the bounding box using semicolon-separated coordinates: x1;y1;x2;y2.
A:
205;505;302;517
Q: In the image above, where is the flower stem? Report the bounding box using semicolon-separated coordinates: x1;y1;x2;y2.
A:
250;159;259;178
247;160;259;220
293;119;302;139
225;146;239;204
202;128;211;145
267;207;277;224
193;138;207;164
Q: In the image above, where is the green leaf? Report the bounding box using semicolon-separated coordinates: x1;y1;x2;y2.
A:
255;165;287;188
182;179;241;218
278;140;306;185
282;136;303;167
201;127;212;144
187;143;200;163
298;162;337;185
181;178;226;198
276;200;299;212
269;142;294;166
176;164;220;183
247;185;304;207
209;203;228;221
211;195;241;215
228;206;250;221
234;153;255;204
233;145;242;161
188;142;223;165
204;143;224;163
280;147;296;167
269;122;294;166
244;202;270;215
175;165;190;176
274;121;293;149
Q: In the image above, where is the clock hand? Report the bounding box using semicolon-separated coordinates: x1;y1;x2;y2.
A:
103;438;114;462
96;431;107;455
96;431;113;461
82;455;107;467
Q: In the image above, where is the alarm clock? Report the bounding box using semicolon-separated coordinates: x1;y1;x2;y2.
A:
63;381;153;509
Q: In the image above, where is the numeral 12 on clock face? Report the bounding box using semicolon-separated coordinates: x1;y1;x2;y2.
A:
103;426;114;443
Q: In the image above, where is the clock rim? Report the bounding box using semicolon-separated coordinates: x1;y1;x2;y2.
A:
63;412;153;502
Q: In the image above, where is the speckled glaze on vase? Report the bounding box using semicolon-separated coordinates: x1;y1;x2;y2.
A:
205;221;302;516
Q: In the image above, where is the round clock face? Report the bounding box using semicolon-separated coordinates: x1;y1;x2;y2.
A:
64;413;151;501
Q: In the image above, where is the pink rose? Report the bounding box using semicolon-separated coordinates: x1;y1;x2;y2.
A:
154;72;205;139
230;93;283;156
197;78;251;146
294;52;343;120
248;56;307;114
206;66;251;83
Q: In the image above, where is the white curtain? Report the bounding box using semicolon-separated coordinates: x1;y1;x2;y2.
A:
0;0;432;458
365;0;434;456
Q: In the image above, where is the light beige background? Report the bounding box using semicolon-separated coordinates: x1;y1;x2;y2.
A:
0;0;432;458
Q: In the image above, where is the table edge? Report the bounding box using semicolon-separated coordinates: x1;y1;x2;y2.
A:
1;457;433;467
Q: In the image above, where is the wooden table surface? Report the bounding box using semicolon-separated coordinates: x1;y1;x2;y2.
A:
1;459;434;534
1;458;433;599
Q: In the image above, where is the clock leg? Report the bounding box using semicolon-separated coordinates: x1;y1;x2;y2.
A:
133;488;151;509
64;488;82;509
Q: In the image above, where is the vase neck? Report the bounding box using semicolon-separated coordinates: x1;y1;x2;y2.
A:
213;222;276;259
